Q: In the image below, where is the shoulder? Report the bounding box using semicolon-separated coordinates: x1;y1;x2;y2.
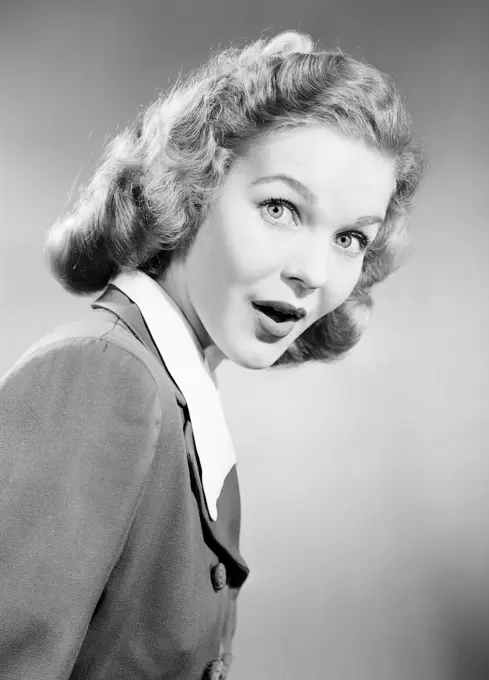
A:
0;307;188;496
2;307;179;418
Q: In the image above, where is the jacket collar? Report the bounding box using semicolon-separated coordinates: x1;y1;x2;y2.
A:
106;271;236;520
106;271;236;522
91;282;249;582
92;283;185;391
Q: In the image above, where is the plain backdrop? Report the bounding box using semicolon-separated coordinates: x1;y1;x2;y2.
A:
1;1;488;678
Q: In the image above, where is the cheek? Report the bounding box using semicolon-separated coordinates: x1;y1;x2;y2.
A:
210;210;283;283
316;259;364;318
339;262;364;299
184;212;268;307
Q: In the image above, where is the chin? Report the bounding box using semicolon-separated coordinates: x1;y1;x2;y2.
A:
234;356;274;371
224;338;286;371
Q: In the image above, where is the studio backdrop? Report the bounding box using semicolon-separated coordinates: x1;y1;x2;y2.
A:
1;1;488;678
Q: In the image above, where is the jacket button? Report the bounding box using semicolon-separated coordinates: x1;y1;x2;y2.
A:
211;563;227;591
203;658;224;680
220;652;232;679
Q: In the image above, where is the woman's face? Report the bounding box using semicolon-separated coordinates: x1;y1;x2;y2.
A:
165;124;396;369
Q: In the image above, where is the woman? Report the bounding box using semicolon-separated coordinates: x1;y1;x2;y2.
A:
0;31;425;680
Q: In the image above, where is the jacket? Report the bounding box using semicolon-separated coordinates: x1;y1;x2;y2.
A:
0;284;249;680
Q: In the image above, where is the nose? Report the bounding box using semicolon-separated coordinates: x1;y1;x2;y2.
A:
282;232;330;293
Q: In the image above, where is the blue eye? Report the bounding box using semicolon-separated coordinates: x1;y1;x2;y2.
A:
259;198;299;226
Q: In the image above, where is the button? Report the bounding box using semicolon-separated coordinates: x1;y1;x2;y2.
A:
211;563;227;591
220;653;232;679
202;658;224;680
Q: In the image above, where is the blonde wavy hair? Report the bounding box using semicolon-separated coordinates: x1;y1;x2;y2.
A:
45;31;426;365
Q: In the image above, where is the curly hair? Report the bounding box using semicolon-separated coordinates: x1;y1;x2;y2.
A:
45;30;426;365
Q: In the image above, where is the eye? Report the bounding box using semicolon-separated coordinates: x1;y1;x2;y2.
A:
259;198;298;227
335;231;371;256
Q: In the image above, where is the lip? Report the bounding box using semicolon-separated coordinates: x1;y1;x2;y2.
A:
251;300;306;341
252;300;307;321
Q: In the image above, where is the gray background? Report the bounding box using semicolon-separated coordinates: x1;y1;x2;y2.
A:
1;1;488;678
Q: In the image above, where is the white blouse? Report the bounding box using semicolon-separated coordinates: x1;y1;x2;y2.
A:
110;270;236;521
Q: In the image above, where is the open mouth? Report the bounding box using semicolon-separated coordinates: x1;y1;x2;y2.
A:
251;300;307;340
252;303;296;323
252;301;303;340
252;300;307;322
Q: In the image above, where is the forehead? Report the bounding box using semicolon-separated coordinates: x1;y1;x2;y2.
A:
239;125;396;220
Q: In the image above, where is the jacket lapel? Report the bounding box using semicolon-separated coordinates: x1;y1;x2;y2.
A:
92;285;249;583
92;284;181;392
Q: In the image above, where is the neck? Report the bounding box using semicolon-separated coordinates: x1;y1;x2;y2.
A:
156;262;225;375
204;344;225;375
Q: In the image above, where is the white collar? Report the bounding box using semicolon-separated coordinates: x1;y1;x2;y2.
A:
109;270;236;520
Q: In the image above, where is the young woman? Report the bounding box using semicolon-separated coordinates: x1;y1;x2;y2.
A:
0;31;425;680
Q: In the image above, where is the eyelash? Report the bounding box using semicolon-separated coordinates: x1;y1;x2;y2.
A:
258;197;373;252
344;231;372;251
259;196;299;220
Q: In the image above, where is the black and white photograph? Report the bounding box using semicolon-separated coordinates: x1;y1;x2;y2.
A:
0;0;487;678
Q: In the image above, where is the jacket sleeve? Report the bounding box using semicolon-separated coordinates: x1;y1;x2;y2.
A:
0;336;162;679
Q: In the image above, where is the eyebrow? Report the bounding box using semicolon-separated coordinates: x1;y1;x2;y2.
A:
251;174;317;203
251;173;385;227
